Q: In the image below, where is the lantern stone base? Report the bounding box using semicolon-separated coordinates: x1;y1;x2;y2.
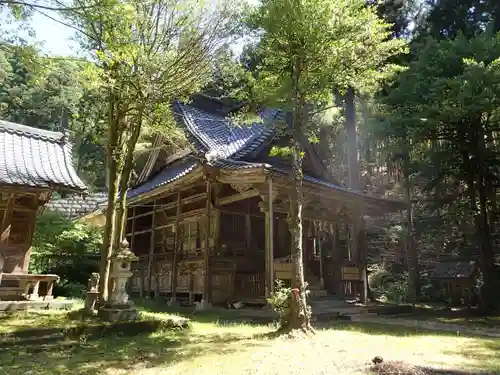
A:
98;302;139;322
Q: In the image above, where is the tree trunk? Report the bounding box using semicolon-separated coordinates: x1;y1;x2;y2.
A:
345;87;361;192
287;129;312;332
284;57;313;333
114;116;143;248
476;122;497;314
402;143;418;304
99;99;122;303
477;173;497;313
344;87;367;303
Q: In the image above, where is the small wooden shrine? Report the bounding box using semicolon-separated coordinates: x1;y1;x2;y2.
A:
124;95;405;305
430;260;479;306
0;120;87;300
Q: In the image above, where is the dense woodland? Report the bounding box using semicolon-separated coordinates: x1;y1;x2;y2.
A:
1;0;500;318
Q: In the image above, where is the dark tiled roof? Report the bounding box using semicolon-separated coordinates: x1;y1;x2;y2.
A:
430;260;477;279
174;102;277;159
127;104;278;200
128;158;199;200
127;102;403;210
0;120;87;192
47;191;107;219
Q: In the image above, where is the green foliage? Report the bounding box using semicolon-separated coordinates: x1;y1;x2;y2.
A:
0;46;107;187
368;264;409;303
269;145;292;157
376;31;500;311
31;211;102;298
421;0;500;40
267;279;292;327
245;0;407;112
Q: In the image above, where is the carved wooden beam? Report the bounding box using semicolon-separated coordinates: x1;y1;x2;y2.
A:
219;189;260;206
229;182;252;193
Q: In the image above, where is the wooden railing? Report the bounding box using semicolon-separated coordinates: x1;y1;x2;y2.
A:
234;273;264;299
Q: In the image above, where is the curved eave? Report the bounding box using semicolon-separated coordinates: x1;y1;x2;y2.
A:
0;120;87;192
127;159;203;205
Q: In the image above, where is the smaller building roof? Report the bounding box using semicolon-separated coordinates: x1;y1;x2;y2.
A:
0;120;87;192
430;260;477;279
47;191;107;220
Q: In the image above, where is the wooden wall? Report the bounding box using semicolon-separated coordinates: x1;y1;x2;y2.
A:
127;182;271;303
0;190;43;276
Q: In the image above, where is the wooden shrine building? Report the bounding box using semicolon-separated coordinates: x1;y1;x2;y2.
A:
124;96;405;305
0;120;87;300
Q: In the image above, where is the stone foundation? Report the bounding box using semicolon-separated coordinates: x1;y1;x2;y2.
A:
98;301;139;322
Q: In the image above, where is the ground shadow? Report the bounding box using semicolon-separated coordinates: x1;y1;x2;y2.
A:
0;301;270;375
0;324;262;374
370;361;498;375
317;320;500;339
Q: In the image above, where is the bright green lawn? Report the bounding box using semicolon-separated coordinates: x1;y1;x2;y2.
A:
0;303;499;375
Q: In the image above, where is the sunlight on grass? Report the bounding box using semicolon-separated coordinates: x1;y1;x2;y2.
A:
0;306;499;375
0;309;72;334
436;316;500;327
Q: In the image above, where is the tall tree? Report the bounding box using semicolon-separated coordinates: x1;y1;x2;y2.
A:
419;0;500;39
380;32;500;312
246;0;404;332
67;0;237;302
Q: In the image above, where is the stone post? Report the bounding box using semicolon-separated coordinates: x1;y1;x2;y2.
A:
30;280;40;300
84;272;100;314
45;279;55;300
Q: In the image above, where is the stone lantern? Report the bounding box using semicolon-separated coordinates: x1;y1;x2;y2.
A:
98;239;139;321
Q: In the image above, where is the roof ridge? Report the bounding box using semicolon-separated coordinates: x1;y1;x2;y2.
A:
174;101;276;161
0;120;65;142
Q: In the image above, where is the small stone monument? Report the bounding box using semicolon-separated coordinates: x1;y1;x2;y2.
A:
98;239;139;322
84;273;100;314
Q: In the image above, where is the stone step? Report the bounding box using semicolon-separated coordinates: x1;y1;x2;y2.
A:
343;312;378;321
0;333;66;349
0;300;73;313
308;289;328;298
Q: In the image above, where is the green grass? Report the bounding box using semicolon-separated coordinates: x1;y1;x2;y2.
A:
394;304;500;329
0;309;76;334
0;302;499;375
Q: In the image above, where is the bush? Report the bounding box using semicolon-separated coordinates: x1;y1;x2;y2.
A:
56;281;87;299
267;279;292;327
267;279;312;328
30;210;102;298
368;264;409;303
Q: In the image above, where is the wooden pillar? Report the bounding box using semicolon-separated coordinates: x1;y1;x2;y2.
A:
22;210;38;272
203;181;213;307
130;207;137;251
349;207;367;303
268;179;275;296
0;195;14;285
1;194;14;245
261;178;275;298
169;192;182;305
316;224;324;288
147;200;157;297
213;186;221;251
245;214;251;249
